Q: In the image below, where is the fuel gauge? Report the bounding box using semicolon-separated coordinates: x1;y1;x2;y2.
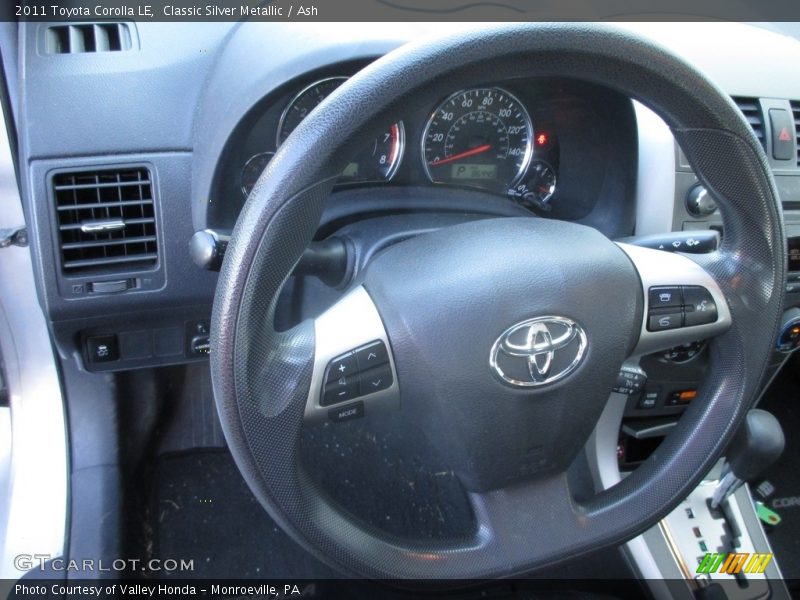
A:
526;159;557;203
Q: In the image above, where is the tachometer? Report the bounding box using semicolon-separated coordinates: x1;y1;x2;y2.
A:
277;77;347;147
422;87;533;191
277;76;404;182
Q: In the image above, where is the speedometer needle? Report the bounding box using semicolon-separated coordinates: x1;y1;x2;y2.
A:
429;144;491;167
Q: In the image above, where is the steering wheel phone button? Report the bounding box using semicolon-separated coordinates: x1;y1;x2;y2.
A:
683;286;718;326
359;363;393;395
328;401;365;423
648;286;682;309
647;310;683;332
682;285;714;306
355;340;389;370
325;352;357;383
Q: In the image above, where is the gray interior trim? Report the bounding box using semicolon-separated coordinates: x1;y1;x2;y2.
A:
585;392;682;594
633;101;676;236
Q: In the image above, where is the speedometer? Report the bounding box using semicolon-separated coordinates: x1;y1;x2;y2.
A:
422;87;533;191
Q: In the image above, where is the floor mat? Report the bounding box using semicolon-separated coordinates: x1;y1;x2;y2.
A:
754;358;800;582
143;450;636;598
147;449;338;579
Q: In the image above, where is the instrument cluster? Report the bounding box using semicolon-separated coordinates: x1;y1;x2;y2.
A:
235;75;562;207
214;69;636;237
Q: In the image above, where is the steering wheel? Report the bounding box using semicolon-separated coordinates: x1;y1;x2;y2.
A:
210;23;785;578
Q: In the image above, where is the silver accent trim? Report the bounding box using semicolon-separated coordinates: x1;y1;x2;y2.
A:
304;286;399;423
616;243;732;357
420;86;533;190
79;219;126;233
633;101;676;236
0;101;68;576
622;420;677;440
489;316;587;387
527;158;557;203
381;120;405;182
586;391;679;591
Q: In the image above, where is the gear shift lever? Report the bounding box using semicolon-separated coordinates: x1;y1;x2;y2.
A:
711;409;784;509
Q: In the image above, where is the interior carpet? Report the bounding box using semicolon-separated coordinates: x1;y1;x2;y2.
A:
753;356;800;584
146;449;338;579
143;449;635;598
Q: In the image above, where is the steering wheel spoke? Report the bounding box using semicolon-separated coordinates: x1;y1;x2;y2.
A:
304;286;400;424
616;243;732;357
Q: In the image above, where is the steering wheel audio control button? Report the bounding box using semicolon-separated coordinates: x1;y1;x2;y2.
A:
307;288;400;423
322;374;360;406
683;286;717;326
325;352;357;382
360;363;393;395
355;340;389;370
648;286;682;309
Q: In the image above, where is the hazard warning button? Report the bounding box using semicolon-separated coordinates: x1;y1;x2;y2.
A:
769;108;794;161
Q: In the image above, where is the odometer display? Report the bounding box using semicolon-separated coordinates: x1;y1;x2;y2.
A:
451;163;497;180
422;87;533;191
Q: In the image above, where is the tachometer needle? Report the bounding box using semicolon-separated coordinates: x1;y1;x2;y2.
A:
429;144;491;167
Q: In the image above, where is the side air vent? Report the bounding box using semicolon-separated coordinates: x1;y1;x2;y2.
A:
53;168;158;273
792;100;800;166
45;23;133;54
732;97;766;149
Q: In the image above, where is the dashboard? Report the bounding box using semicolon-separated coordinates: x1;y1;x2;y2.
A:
7;21;800;394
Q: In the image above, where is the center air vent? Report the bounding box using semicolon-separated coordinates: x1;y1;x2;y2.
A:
45;23;133;54
732;97;766;149
53;168;158;273
791;100;800;166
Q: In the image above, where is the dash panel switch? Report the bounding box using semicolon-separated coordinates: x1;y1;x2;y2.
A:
769;108;794;161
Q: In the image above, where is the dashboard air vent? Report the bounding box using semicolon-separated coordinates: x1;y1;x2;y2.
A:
45;23;133;54
732;97;765;149
53;168;158;273
792;100;800;166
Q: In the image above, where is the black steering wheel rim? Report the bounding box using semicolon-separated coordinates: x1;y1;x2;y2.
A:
211;23;785;578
